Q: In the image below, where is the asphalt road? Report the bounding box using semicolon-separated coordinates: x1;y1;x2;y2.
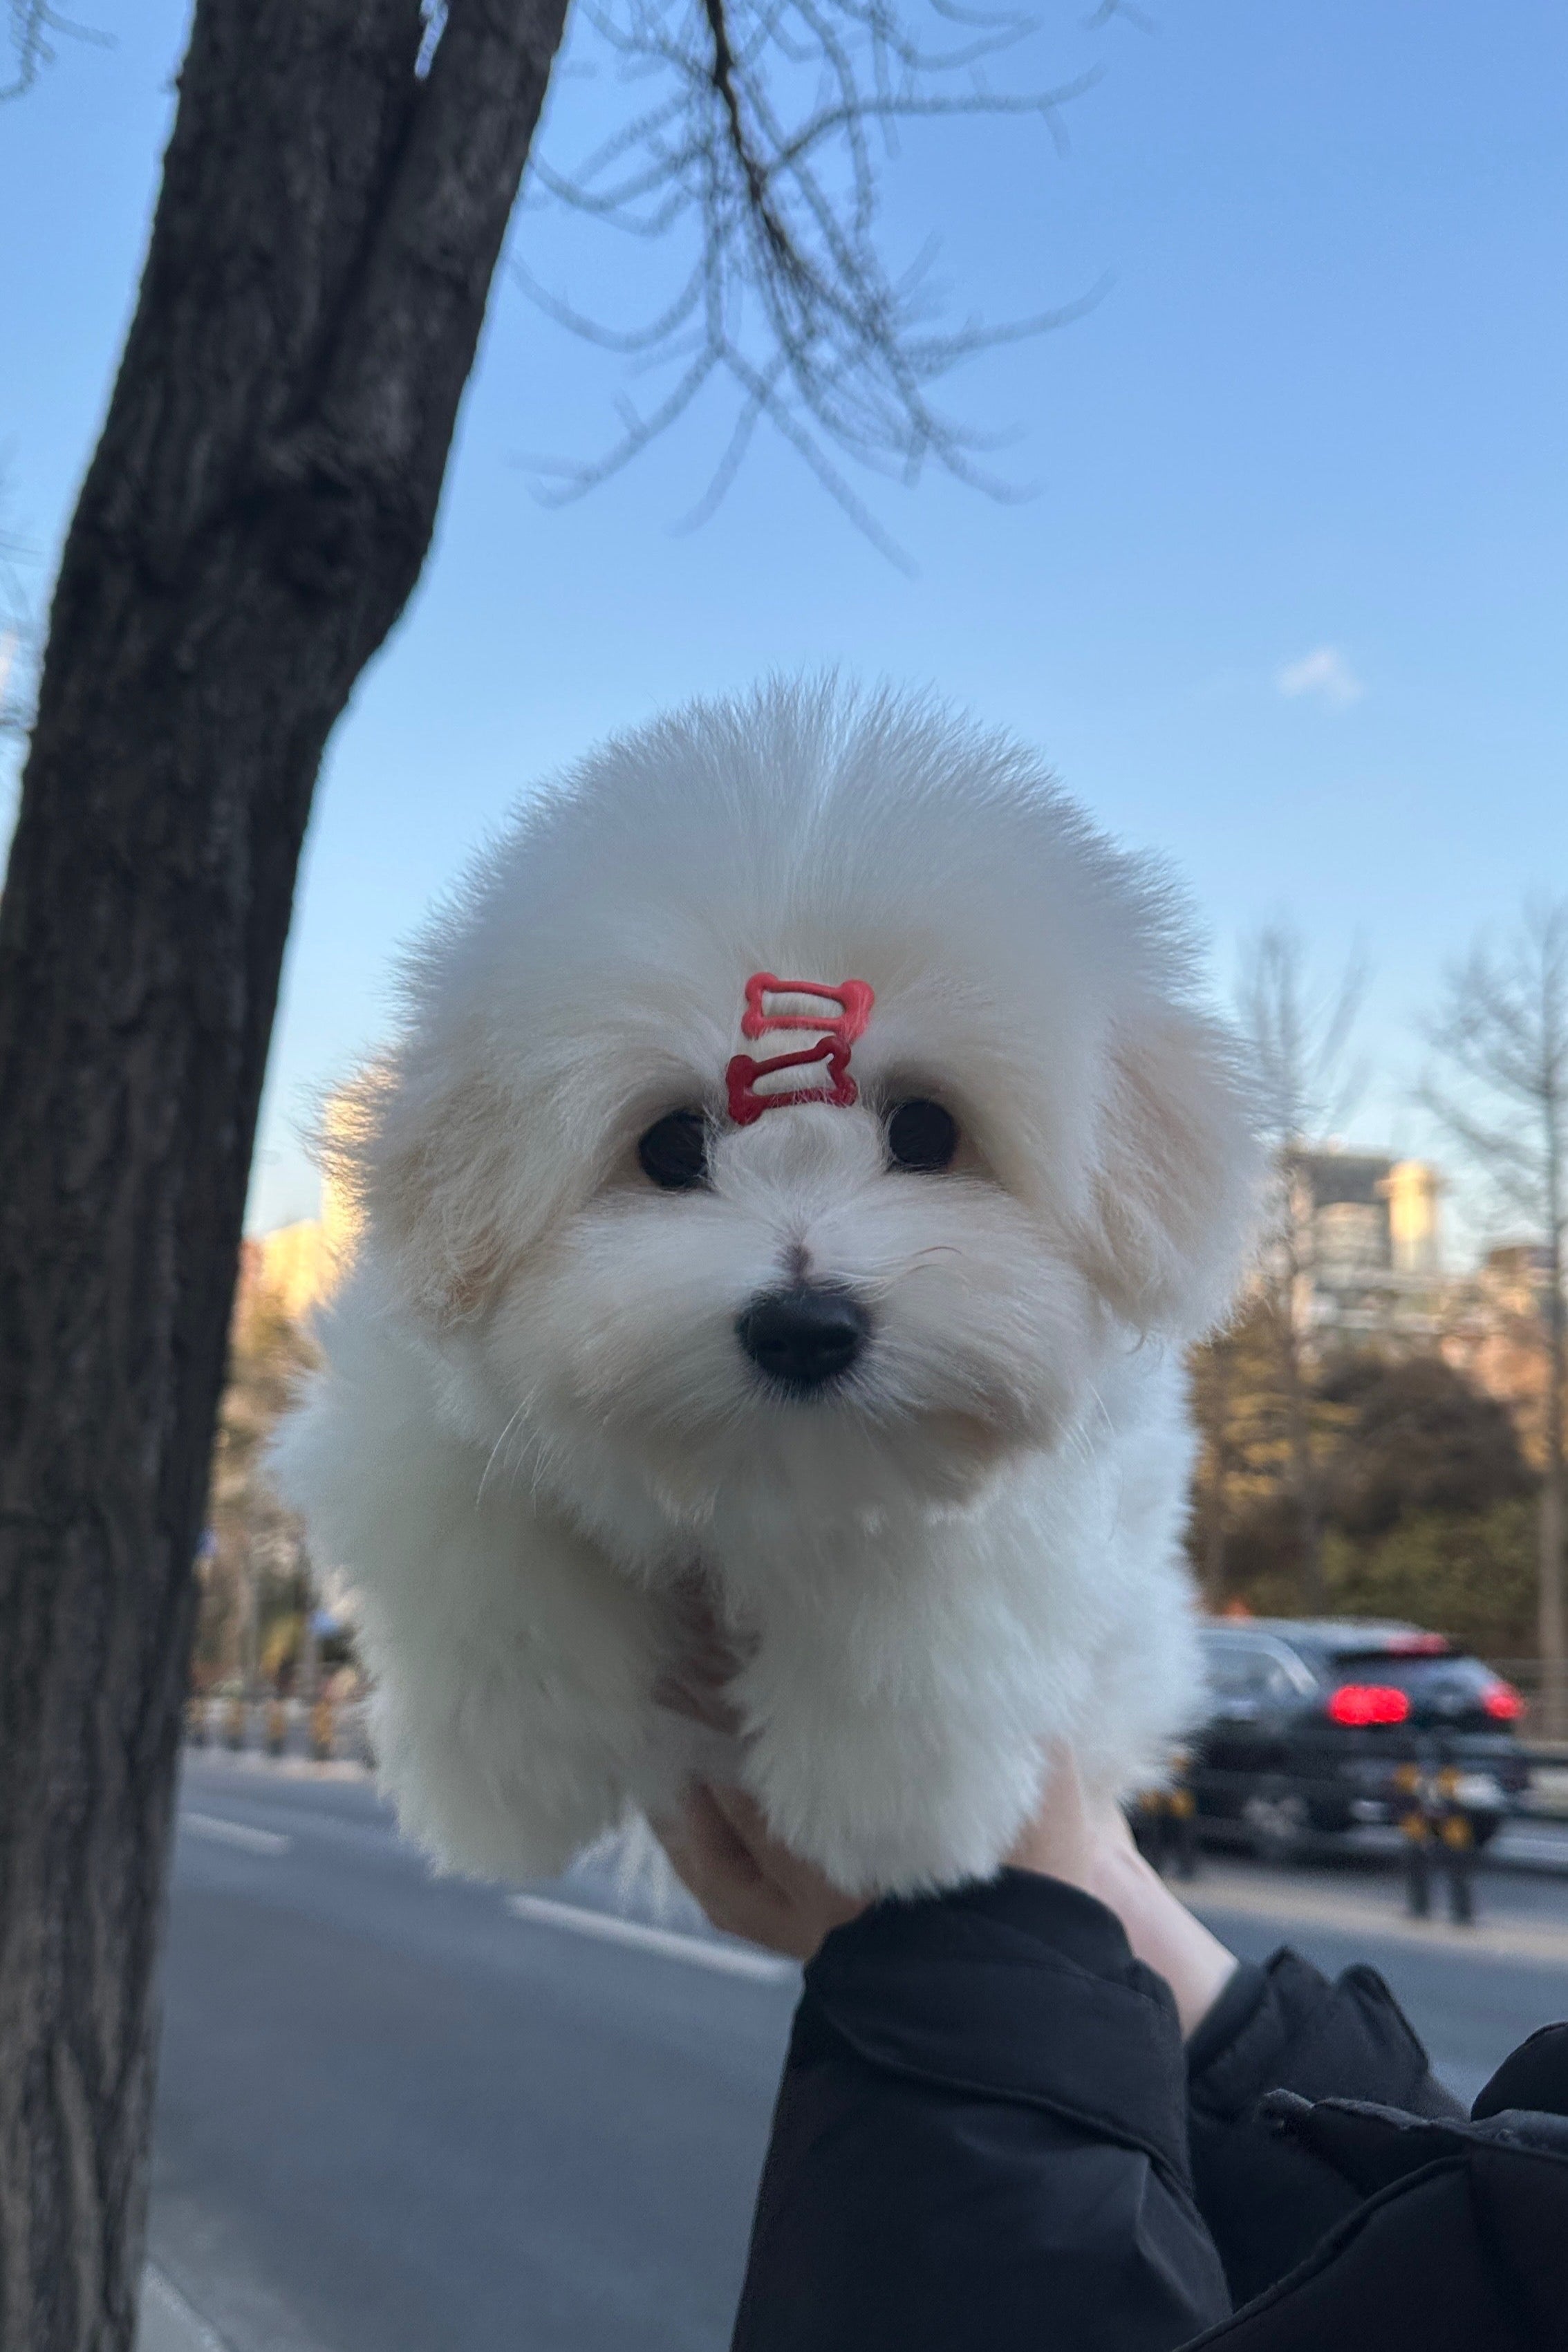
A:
145;1752;1568;2352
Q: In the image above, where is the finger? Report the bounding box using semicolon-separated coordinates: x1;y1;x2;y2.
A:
654;1581;748;1734
701;1782;810;1898
651;1670;743;1735
653;1785;785;1944
702;1782;868;1931
683;1780;769;1889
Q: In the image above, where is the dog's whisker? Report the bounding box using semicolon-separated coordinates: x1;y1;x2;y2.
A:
476;1404;530;1506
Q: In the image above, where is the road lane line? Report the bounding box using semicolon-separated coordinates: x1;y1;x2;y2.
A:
506;1892;796;1982
180;1812;292;1856
137;2265;232;2352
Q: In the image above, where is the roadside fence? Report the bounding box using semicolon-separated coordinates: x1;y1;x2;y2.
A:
1487;1659;1568;1751
185;1691;375;1768
1130;1758;1200;1882
1133;1728;1568;1931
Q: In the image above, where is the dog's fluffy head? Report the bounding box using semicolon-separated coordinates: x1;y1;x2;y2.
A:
339;680;1257;1538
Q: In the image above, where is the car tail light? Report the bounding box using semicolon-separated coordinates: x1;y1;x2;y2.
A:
1482;1679;1524;1722
1327;1683;1411;1727
1384;1633;1450;1657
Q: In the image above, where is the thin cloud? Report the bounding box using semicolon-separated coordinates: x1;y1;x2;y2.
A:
1276;646;1365;709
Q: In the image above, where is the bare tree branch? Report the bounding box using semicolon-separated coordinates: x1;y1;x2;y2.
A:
2;0;108;100
516;0;1108;552
1235;922;1370;1150
1420;903;1568;1240
0;485;37;746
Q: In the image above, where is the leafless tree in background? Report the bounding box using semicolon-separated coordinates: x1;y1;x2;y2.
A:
521;0;1101;559
1423;902;1568;1730
1232;923;1368;1613
0;1;1093;2342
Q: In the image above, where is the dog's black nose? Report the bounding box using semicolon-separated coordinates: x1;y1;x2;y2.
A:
736;1285;870;1393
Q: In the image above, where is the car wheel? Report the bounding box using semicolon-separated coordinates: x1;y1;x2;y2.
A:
1241;1789;1311;1865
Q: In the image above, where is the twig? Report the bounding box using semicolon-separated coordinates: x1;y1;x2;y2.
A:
517;0;1105;558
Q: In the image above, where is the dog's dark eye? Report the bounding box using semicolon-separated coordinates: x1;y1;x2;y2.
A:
637;1110;710;1192
886;1099;959;1173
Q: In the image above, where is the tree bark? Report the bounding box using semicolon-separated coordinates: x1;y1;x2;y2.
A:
1279;1314;1324;1616
1192;1337;1232;1609
0;4;568;2343
1276;1186;1323;1616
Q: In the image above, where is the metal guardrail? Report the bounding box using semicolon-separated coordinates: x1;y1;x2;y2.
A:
190;1699;1565;1934
1508;1745;1568;1822
1133;1731;1568;1927
1484;1661;1568;1745
184;1692;375;1768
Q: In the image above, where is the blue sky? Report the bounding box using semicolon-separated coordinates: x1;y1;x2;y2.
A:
3;1;1564;1255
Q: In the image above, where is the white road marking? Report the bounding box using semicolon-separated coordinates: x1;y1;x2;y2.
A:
137;2265;232;2352
506;1892;796;1983
180;1811;292;1856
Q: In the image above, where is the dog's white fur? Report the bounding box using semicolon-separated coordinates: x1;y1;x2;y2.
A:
277;680;1258;1896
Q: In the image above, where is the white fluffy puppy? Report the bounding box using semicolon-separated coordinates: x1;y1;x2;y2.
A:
277;680;1257;1897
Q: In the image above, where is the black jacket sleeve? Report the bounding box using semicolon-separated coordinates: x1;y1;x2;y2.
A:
731;1873;1497;2352
729;1869;1568;2352
731;1870;1231;2352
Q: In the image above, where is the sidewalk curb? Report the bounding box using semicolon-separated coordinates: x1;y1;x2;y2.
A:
1193;1867;1568;1968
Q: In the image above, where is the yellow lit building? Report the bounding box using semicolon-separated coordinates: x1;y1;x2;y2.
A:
1384;1159;1443;1276
241;1090;367;1323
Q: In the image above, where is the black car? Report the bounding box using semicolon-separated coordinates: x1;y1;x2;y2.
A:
1191;1617;1529;1860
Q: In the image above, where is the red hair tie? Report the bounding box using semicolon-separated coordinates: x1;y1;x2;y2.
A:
726;973;875;1126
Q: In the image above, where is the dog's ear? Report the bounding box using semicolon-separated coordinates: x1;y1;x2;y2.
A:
333;1058;547;1323
1077;1005;1260;1340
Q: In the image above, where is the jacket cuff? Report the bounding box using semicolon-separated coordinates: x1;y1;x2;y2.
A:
1185;1945;1464;2309
803;1867;1193;2186
1188;1948;1462;2124
1186;1959;1269;2074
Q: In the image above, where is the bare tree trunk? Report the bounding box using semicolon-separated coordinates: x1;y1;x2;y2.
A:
1275;1186;1323;1616
295;1545;321;1708
1196;1341;1232;1608
1279;1312;1325;1616
0;5;567;2344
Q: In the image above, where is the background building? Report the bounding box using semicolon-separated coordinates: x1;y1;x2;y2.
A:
236;1096;363;1324
1289;1149;1447;1354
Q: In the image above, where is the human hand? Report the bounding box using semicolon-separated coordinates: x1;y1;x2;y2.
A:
655;1780;868;1962
658;1743;1236;2031
653;1578;1235;2017
652;1578;866;1961
1008;1751;1238;2038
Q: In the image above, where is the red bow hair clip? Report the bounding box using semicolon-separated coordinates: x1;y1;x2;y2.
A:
725;973;875;1126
